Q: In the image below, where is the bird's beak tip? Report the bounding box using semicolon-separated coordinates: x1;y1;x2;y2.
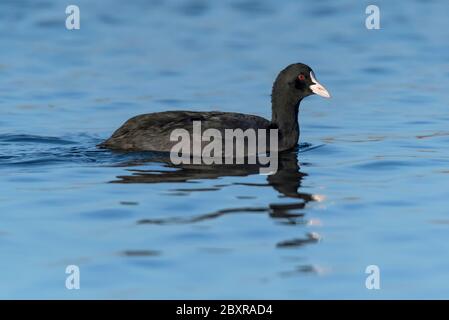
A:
309;71;331;99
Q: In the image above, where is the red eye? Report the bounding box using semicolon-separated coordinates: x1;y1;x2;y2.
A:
298;74;305;81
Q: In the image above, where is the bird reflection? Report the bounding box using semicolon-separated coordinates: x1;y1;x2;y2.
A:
110;148;321;249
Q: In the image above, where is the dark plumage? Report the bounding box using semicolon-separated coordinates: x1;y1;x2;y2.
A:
98;63;330;152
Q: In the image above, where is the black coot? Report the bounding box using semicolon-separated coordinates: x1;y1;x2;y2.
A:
99;63;330;152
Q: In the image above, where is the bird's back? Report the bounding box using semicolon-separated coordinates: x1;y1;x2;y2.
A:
99;111;272;152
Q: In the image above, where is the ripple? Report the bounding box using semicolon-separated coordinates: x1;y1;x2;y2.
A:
0;134;76;145
276;233;321;248
230;0;274;15
120;250;161;257
137;206;268;225
81;208;135;220
416;132;449;139
355;160;412;171
307;5;341;17
280;265;329;277
361;66;394;75
177;0;210;17
120;201;139;206
0;133;166;167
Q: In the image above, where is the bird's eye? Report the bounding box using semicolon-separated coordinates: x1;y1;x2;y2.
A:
298;74;305;81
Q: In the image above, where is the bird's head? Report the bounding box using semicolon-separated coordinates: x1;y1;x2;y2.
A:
272;63;331;106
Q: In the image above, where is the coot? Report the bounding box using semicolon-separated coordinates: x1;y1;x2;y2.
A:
99;63;330;152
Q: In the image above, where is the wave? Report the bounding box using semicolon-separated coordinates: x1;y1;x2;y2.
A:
0;133;321;168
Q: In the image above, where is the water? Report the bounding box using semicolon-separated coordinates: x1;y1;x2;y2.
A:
1;0;449;299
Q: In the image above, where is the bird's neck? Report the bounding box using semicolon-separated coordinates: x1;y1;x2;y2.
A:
271;93;301;151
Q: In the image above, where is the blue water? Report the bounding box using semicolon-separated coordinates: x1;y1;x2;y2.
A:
1;0;449;299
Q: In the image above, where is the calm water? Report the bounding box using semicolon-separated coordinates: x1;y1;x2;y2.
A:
1;0;449;299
